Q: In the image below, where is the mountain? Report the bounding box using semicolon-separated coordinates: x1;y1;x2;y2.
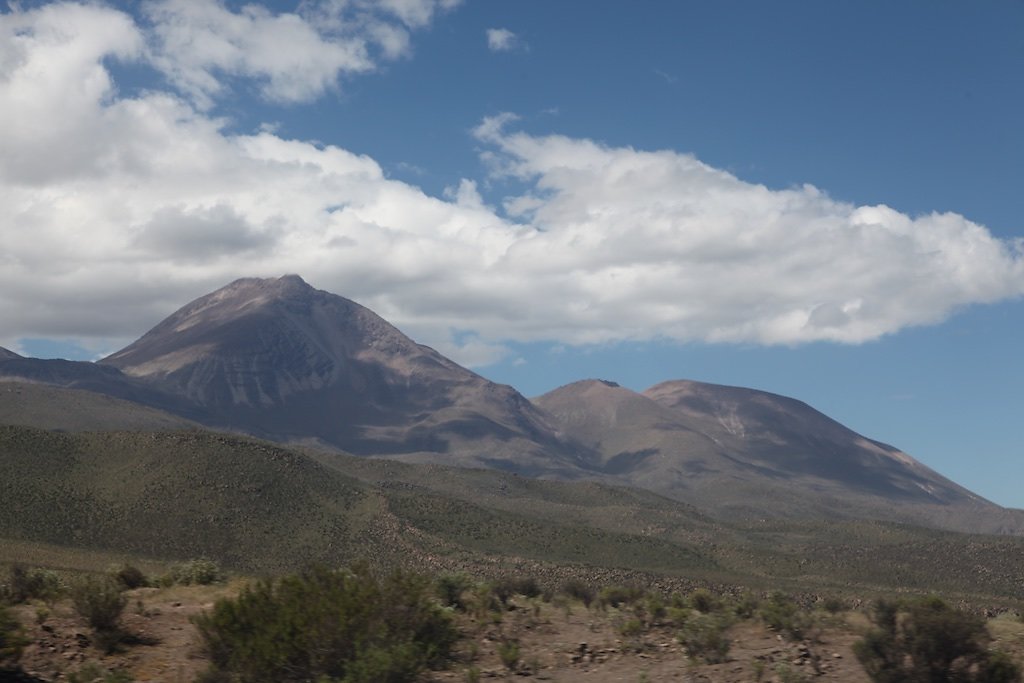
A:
642;379;979;503
534;379;1015;532
0;346;22;360
98;275;583;475
0;382;196;433
3;275;1019;534
0;353;204;420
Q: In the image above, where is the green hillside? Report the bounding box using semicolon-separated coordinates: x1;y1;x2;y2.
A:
2;424;1024;606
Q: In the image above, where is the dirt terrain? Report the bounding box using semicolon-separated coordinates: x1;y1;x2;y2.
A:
434;604;871;682
8;582;880;683
9;578;1024;683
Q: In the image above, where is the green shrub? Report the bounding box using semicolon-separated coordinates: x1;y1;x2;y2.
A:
644;593;667;623
467;582;501;620
732;591;760;619
109;564;148;590
688;589;721;614
854;597;1021;683
66;662;133;683
490;576;541;606
435;573;471;611
193;564;458;683
821;596;847;615
497;640;520;671
561;579;595;608
1;604;28;669
678;612;732;664
983;651;1023;683
598;585;645;610
167;559;223;586
70;576;127;652
71;576;126;632
3;564;63;603
617;617;645;638
775;662;809;683
759;592;810;641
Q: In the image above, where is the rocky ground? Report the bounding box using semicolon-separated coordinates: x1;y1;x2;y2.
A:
7;582;1024;683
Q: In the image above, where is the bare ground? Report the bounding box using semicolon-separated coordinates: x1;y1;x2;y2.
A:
9;585;1023;683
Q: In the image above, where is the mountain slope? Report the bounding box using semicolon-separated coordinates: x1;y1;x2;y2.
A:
0;382;196;432
4;423;1024;599
535;379;1014;532
643;379;980;504
0;425;714;577
0;346;22;360
98;275;585;474
0;354;205;420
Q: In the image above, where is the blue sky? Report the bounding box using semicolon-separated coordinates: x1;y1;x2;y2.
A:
2;1;1022;507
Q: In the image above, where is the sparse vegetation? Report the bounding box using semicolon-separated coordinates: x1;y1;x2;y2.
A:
759;591;810;641
854;597;1021;682
2;425;1024;680
70;575;127;653
165;558;224;586
0;603;27;669
491;575;541;605
436;573;472;611
497;639;520;670
561;578;596;608
66;661;133;683
688;588;721;614
193;564;457;683
109;563;148;589
598;584;645;610
677;610;733;663
2;563;62;603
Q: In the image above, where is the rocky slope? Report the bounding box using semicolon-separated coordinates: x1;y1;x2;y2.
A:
534;379;1014;532
0;346;22;360
98;275;584;475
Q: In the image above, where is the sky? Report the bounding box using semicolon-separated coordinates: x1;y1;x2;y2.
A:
1;1;1022;507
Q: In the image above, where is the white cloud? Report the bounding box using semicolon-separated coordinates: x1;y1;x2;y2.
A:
486;27;520;52
143;0;460;108
1;4;1023;368
143;0;369;107
471;115;1024;345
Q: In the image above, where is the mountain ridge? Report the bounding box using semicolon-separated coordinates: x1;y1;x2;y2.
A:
2;275;1018;533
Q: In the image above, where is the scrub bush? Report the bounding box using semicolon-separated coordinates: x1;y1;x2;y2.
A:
854;597;1021;683
0;604;27;669
109;564;148;590
3;564;62;603
678;612;732;664
70;576;127;652
193;564;458;683
760;592;811;641
166;559;223;586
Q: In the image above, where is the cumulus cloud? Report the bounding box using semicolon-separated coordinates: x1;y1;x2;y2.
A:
144;0;460;108
472;115;1024;345
486;27;520;52
1;3;1023;368
134;204;278;261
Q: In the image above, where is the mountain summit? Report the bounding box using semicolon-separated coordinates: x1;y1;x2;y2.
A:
100;276;578;473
